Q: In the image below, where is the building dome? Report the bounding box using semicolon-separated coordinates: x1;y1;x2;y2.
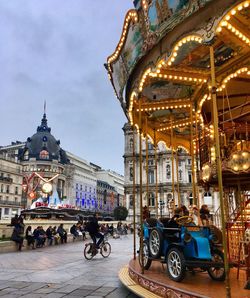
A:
19;113;69;164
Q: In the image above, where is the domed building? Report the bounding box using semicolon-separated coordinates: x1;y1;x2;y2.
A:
18;112;71;208
19;113;69;165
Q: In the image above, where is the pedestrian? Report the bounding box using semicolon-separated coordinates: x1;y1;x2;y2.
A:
11;218;25;251
25;226;35;249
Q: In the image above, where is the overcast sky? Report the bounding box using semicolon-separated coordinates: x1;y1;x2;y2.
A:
0;1;133;175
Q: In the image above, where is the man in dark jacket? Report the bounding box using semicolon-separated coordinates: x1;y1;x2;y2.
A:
87;213;104;248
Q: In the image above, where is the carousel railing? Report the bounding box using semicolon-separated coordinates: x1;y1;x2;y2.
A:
226;192;250;269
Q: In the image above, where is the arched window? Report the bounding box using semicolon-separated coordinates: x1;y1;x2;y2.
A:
39;150;49;160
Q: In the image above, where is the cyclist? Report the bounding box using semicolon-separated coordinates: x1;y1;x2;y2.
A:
86;213;104;251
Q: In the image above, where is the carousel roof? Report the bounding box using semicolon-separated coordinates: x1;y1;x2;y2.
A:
106;0;250;151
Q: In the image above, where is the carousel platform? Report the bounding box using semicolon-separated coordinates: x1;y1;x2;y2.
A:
119;259;249;298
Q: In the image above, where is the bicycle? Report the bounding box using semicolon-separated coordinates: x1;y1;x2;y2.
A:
83;233;111;260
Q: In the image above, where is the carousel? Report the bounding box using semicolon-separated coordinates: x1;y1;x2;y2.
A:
106;0;250;297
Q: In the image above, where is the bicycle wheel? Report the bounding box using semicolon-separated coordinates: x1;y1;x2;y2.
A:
100;242;111;258
84;243;94;260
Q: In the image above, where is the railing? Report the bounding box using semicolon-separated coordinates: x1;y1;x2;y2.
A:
0;177;13;183
0;200;22;206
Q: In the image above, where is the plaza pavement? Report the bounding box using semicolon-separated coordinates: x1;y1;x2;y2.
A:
0;234;139;298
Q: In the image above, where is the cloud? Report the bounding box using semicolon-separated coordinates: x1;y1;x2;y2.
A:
0;0;133;174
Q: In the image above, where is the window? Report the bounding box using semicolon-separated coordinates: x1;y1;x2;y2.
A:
129;167;133;181
188;172;192;183
39;150;49;160
76;192;78;198
188;159;191;165
76;183;78;190
148;143;154;150
179;170;182;181
15;187;18;195
4;208;9;215
129;138;133;150
1;184;3;192
90;187;91;193
15;197;18;203
178;161;182;167
85;186;87;191
148;170;154;184
80;185;82;191
166;164;171;179
149;193;155;207
24;150;29;160
129;195;133;207
6;185;9;194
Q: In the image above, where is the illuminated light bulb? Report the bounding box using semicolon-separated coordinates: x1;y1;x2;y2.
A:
243;164;248;170
234;166;239;171
225;15;230;21
221;21;228;26
231;9;236;15
217;27;222;33
238;5;243;10
244;2;249;8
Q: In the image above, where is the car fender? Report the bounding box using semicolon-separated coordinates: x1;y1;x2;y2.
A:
165;243;185;256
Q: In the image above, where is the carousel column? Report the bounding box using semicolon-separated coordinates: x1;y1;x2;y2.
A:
190;104;197;206
154;129;158;218
132;109;136;260
139;99;144;274
171;117;176;207
195;110;200;209
210;46;231;298
176;149;181;207
146;117;149;209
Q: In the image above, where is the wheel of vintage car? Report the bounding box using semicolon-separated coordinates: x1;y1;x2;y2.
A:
166;247;186;282
139;241;152;270
149;228;163;259
207;249;225;281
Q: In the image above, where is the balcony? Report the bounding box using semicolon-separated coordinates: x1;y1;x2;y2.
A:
0;200;22;206
0;177;13;184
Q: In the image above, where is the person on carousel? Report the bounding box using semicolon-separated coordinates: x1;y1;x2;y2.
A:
191;205;202;226
168;207;182;228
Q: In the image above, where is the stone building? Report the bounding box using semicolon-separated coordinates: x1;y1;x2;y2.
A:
0;149;23;219
66;152;97;210
0;112;124;215
123;122;196;221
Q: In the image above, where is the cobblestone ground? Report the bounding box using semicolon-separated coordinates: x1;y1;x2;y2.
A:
0;234;139;298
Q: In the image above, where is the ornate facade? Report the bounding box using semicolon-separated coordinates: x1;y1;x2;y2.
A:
123;123;217;222
0;113;124;215
0;149;23;219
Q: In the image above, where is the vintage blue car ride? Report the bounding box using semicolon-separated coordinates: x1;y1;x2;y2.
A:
139;216;225;282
